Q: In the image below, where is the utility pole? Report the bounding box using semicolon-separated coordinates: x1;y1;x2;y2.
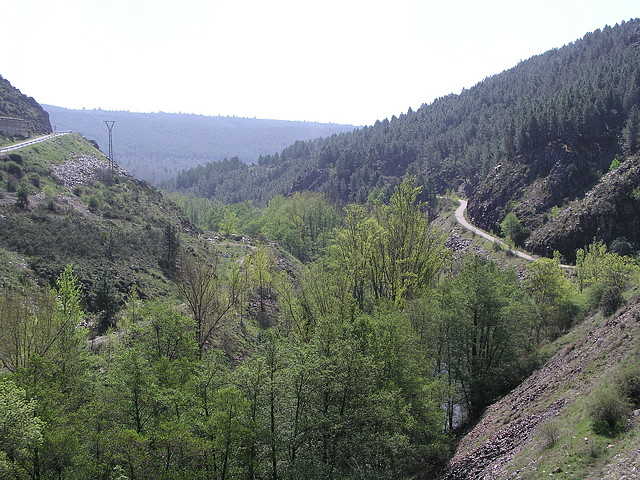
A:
104;121;115;170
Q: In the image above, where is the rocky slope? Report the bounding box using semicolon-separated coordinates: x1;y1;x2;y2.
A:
0;75;52;137
439;294;640;479
467;141;609;234
526;154;640;261
467;142;640;261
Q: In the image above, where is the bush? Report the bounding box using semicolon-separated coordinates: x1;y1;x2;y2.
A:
588;386;631;435
600;285;623;316
87;196;99;213
15;182;30;209
7;153;22;164
538;420;561;449
500;212;529;246
5;162;23;178
615;361;640;406
610;237;632;256
27;172;41;190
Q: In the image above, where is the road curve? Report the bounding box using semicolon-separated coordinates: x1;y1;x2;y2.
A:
454;198;537;262
0;132;72;153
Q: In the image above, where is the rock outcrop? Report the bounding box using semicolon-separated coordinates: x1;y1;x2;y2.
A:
526;155;640;261
0;75;52;136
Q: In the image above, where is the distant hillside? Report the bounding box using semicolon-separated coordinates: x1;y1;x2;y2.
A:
165;19;640;259
0;75;51;140
44;105;356;184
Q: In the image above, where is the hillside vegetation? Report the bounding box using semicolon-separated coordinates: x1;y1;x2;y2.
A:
2;130;639;478
44;105;356;184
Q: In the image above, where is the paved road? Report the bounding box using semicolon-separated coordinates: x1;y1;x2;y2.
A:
453;198;575;269
0;131;71;153
454;198;538;262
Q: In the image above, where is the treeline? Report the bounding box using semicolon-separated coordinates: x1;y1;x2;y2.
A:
164;19;640;205
2;180;639;479
43;106;356;185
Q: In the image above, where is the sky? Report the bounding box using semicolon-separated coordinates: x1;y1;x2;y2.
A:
2;0;639;126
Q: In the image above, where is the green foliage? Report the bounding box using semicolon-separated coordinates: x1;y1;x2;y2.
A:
158;223;180;276
614;359;640;407
500;211;528;246
177;253;247;356
524;257;580;343
328;179;448;307
15;181;30;208
0;380;44;476
93;270;120;328
219;208;239;236
609;155;621;171
575;241;638;311
588;384;631;435
609;236;633;256
600;285;624;316
427;253;536;417
257;192;340;261
623;105;640;153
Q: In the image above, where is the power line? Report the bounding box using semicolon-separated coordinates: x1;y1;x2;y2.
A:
103;121;115;170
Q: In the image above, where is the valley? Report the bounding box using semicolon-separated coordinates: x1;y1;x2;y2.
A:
1;18;640;480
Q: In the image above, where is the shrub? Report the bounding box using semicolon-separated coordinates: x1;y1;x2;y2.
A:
538;420;561;449
5;162;22;178
7;153;22;164
615;361;640;406
87;196;99;213
27;173;41;190
6;174;18;193
610;237;632;256
588;386;631;435
500;212;529;246
15;182;30;209
600;285;623;316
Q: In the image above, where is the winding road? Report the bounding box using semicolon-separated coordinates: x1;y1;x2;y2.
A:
454;198;538;262
453;198;574;269
0;131;71;153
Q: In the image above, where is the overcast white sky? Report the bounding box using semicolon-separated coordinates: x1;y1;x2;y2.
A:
2;0;638;126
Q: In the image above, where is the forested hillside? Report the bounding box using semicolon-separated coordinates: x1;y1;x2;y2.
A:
166;19;640;257
44;105;356;184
